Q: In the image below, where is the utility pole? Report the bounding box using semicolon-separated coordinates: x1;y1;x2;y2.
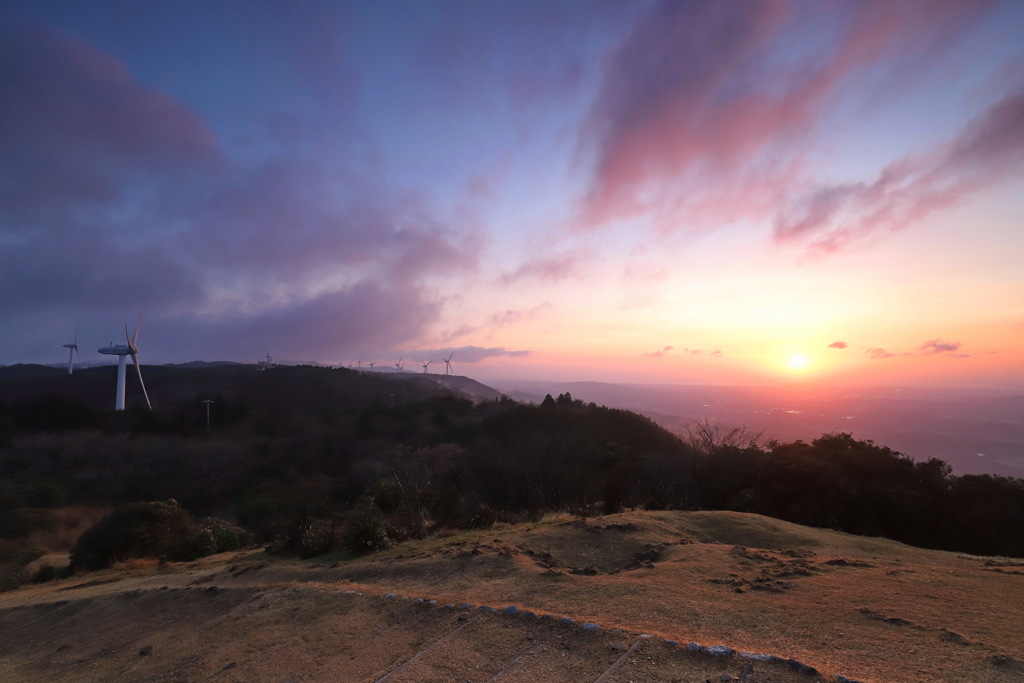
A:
201;399;214;431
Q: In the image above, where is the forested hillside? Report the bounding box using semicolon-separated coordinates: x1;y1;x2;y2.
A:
2;364;1023;587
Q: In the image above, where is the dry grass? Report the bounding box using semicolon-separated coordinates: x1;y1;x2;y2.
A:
2;510;1022;682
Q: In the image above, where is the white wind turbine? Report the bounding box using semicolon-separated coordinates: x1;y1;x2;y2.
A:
98;308;152;411
394;357;404;373
62;324;80;374
421;360;432;374
443;351;454;376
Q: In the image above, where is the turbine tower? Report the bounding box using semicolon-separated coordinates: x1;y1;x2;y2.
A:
62;325;80;374
394;357;404;373
421;360;432;374
444;352;454;376
98;308;152;411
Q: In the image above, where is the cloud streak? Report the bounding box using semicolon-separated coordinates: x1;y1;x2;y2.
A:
776;88;1024;253
577;0;996;236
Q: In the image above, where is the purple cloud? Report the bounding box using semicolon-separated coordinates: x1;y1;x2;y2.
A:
919;339;963;354
0;18;484;365
0;20;220;227
829;341;848;349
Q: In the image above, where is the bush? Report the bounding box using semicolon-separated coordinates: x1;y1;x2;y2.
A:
69;500;253;572
342;506;390;554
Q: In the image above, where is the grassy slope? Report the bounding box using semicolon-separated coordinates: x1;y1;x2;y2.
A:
2;510;1023;682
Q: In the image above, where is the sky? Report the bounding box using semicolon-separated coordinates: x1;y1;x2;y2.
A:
2;0;1023;390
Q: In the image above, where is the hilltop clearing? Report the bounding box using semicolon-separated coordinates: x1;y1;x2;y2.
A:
2;511;1022;682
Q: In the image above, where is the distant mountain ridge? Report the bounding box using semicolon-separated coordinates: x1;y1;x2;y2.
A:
0;362;504;412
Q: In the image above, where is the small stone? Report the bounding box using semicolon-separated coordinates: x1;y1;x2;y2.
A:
560;617;575;625
704;645;734;657
609;641;628;651
685;641;702;652
503;605;520;616
581;622;600;631
738;651;775;661
139;645;153;657
222;663;237;670
384;593;398;598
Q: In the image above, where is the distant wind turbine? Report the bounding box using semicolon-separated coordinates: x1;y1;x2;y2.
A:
368;361;376;370
98;307;152;411
444;352;454;376
395;357;404;373
62;324;80;374
421;360;432;374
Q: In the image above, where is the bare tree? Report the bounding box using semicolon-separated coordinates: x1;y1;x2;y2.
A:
684;416;763;455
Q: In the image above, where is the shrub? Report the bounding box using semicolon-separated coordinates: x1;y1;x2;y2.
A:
69;500;251;572
342;507;390;554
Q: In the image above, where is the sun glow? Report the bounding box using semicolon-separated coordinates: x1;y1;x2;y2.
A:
788;353;808;371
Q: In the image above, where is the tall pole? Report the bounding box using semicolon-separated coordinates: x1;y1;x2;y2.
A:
202;399;214;431
115;355;127;411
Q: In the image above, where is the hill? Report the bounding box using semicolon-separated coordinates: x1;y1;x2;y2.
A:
0;363;502;414
2;510;1022;682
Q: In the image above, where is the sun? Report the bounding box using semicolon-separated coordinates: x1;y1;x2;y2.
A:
787;353;808;371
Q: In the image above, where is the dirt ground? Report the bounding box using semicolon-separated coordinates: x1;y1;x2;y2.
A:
1;510;1022;683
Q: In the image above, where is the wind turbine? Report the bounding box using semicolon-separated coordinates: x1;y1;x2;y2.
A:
62;325;80;374
421;360;432;374
368;361;376;370
394;357;404;373
444;352;454;376
98;308;152;411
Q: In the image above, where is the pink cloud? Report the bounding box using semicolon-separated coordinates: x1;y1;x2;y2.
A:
867;347;896;360
644;345;674;358
829;341;848;349
499;252;581;285
577;0;994;231
776;87;1024;253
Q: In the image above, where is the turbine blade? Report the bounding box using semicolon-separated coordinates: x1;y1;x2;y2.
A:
131;353;153;410
132;303;146;346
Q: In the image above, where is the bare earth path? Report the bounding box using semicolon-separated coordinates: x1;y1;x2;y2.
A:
1;511;1022;682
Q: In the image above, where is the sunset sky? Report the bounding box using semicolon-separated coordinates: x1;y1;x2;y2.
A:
2;0;1022;389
